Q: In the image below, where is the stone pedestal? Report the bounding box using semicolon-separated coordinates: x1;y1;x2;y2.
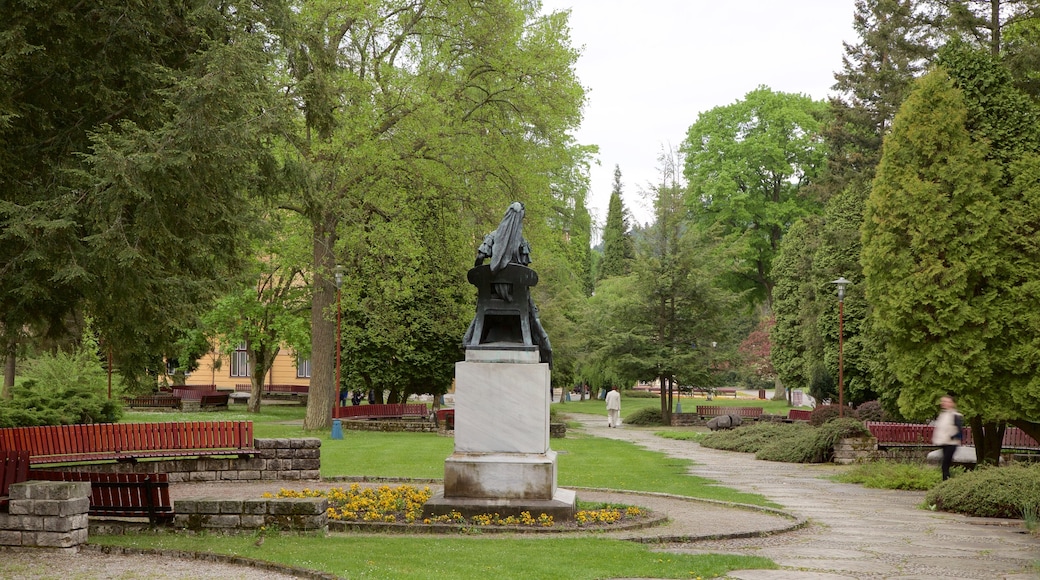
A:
424;345;576;520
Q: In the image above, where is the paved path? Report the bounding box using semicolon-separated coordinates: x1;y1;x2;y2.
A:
569;414;1039;580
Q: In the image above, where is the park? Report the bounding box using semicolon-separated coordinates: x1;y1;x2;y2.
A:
4;1;1040;578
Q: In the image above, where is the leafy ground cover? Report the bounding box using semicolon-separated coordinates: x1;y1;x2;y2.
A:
699;419;870;463
925;463;1040;520
832;460;946;491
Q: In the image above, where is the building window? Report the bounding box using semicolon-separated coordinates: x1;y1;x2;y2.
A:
297;357;311;379
230;343;250;377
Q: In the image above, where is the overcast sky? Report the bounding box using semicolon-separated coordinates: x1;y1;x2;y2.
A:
537;0;859;231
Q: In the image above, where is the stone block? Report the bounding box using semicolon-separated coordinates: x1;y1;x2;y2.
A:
43;516;76;533
167;472;189;483
242;500;268;515
7;501;30;515
219;500;244;514
254;438;287;449
32;500;61;517
264;459;292;471
237;470;262;481
277;471;302;480
174;500;198;514
0;530;23;546
294;449;320;460
219;471;241;481
261;471;280;480
204;515;241;529
268;498;326;516
298;470;321;480
291;459;320;471
276;448;296;459
8;482;32;500
189;471;218;482
258;449;278;459
196;499;222;514
199;459;231;471
60;497;90;517
34;529;87;548
236;458;265;470
239;514;266;528
454;360;550;454
267;514;327;530
297;438;321;449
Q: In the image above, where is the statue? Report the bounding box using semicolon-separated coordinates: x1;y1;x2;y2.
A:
463;202;552;367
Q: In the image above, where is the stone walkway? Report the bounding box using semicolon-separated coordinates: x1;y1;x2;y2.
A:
570;414;1039;580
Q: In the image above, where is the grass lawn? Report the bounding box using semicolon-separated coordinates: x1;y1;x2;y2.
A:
105;401;780;578
91;534;776;579
560;393;803;419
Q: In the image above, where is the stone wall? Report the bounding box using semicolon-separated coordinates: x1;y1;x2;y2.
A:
173;497;327;533
0;481;90;548
340;419;438;433
833;436;879;464
31;438;321;483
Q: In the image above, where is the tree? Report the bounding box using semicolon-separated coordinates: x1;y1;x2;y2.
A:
202;212;311;413
863;67;1007;460
588;149;731;422
0;1;283;391
597;165;634;280
682;87;829;309
264;1;586;429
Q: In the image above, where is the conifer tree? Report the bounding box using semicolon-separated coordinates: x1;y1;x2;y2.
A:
597;165;632;280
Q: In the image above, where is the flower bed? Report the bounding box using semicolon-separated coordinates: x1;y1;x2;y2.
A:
264;484;649;529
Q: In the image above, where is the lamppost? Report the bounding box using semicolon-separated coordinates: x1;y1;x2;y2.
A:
831;277;850;417
334;265;344;408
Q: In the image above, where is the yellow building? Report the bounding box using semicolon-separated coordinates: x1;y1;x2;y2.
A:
173;344;311;392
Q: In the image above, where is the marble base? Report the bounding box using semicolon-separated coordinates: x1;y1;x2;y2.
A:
422;487;577;521
454;359;550;454
443;451;557;500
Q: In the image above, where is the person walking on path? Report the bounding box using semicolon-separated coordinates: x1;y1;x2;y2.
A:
932;394;964;480
605;385;621;428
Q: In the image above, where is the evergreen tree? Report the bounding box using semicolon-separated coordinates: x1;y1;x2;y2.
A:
597;166;632;280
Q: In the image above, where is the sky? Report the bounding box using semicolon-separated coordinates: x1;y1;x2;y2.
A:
537;0;859;231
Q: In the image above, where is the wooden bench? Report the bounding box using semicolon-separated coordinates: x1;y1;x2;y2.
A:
235;383;309;396
788;409;813;421
0;421;256;465
688;387;738;398
434;409;455;430
31;470;173;524
1;450;30;511
172;389;230;408
865;422;1040;450
123;395;181;409
696;406;764;419
333;403;429;420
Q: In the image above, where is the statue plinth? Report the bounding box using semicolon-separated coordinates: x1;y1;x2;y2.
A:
422;345;576;520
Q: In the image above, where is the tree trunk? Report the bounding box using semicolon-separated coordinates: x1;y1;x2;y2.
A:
1010;419;1040;445
772;375;787;402
2;338;14;399
659;374;671;426
969;417;1005;465
248;344;277;414
304;218;337;430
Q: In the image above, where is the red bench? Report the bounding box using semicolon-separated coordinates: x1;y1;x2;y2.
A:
1;450;30;511
171;389;230;408
435;409;455;429
31;470;173;524
788;409;813;421
696;406;763;419
333;403;429;420
866;422;1040;450
0;421;256;465
235;383;309;395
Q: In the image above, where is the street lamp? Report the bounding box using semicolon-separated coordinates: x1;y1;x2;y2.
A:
831;277;850;417
334;265;345;408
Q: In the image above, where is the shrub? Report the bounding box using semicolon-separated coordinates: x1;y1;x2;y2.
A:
0;330;123;427
701;422;810;453
855;400;886;423
810;404;852;426
757;418;869;463
834;460;943;491
925;464;1040;519
623;389;658;399
624;407;663;426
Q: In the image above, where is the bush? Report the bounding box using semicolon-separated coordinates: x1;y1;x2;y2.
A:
623;389;658;399
624;407;664;426
855;400;887;423
834;460;943;491
702;418;870;463
925;463;1040;519
0;333;123;427
810;404;852;426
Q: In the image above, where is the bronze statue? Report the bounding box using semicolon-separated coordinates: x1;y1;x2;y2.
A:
464;202;552;367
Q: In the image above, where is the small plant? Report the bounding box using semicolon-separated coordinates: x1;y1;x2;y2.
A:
624;407;664;425
809;404;851;426
833;460;942;491
1022;501;1039;534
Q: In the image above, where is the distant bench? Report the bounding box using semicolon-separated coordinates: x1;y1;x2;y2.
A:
234;384;309;402
0;421;256;465
333;404;429;420
31;470;173;524
866;421;1040;451
122;395;180;409
689;387;738;398
696;406;763;419
171;389;230;409
787;409;813;421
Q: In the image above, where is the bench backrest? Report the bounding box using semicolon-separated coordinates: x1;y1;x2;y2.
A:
333;403;428;419
696;406;763;418
0;421;254;459
866;421;1040;449
788;409;813;421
